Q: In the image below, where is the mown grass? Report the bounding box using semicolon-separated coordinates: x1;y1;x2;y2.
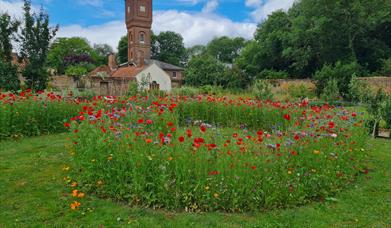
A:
0;134;390;227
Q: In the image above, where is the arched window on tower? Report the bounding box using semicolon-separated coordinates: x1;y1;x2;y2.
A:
139;32;145;44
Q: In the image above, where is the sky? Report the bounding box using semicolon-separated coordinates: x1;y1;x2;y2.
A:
0;0;296;50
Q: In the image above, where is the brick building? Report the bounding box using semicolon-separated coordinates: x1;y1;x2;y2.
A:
88;0;184;95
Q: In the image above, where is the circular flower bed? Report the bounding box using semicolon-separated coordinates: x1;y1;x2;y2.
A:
65;96;368;212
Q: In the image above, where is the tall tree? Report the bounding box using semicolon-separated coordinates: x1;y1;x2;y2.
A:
47;37;96;74
206;36;246;64
0;13;20;91
117;35;128;64
93;43;113;66
152;31;186;66
19;0;58;90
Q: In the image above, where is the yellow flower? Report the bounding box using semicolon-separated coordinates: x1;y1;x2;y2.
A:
213;193;219;198
205;186;210;191
313;150;320;155
288;171;292;175
62;166;70;171
107;156;113;161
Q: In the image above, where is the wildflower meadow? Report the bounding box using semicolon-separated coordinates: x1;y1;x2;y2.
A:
56;94;369;212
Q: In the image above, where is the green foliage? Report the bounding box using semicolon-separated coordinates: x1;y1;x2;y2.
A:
237;0;391;78
184;55;226;87
171;86;199;97
117;35;128;64
65;65;88;78
348;75;371;103
382;95;391;128
315;61;361;99
321;79;341;102
287;83;316;100
152;31;187;66
0;13;20;62
205;36;246;64
0;61;20;91
19;0;58;91
0;92;80;139
380;58;391;76
0;12;20;91
47;37;97;74
257;69;288;79
127;80;139;96
93;43;113;66
251;79;273;100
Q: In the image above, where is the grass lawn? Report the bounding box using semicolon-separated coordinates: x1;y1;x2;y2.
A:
0;134;390;227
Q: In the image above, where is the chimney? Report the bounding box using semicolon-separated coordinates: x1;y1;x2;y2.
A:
108;53;118;71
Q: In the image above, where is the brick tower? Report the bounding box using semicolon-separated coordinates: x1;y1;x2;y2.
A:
125;0;152;66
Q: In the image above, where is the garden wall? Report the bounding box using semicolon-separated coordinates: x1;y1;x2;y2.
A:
270;77;391;94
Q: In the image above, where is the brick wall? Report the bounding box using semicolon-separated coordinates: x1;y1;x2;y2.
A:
269;77;391;94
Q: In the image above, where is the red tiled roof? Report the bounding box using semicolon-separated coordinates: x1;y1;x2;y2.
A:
90;65;111;76
111;66;145;78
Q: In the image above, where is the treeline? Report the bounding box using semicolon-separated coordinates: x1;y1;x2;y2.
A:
185;0;391;91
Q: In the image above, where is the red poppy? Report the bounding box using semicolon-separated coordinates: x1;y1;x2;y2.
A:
200;125;207;133
283;114;291;121
208;170;220;176
179;136;185;143
146;119;153;125
64;122;71;128
100;126;107;133
137;119;144;124
328;121;335;129
167;122;174;127
186;129;193;138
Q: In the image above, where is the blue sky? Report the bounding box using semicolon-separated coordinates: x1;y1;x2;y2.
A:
0;0;295;49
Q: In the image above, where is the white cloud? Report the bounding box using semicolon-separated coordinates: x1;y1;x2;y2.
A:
202;0;219;13
57;10;257;50
0;0;25;18
246;0;296;22
1;0;257;51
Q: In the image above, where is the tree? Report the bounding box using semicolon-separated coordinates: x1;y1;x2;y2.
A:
117;35;128;64
93;43;113;66
0;13;20;62
47;37;96;74
205;36;246;64
152;31;186;66
184;54;226;87
237;0;391;79
19;0;58;91
0;12;20;91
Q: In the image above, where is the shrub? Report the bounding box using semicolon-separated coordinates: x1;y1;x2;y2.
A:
380;58;391;76
171;86;199;97
0;61;20;91
252;79;273;100
287;83;316;99
348;75;371;103
65;65;88;78
321;79;341;102
315;61;361;99
127;80;139;96
256;69;288;79
381;95;391;129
